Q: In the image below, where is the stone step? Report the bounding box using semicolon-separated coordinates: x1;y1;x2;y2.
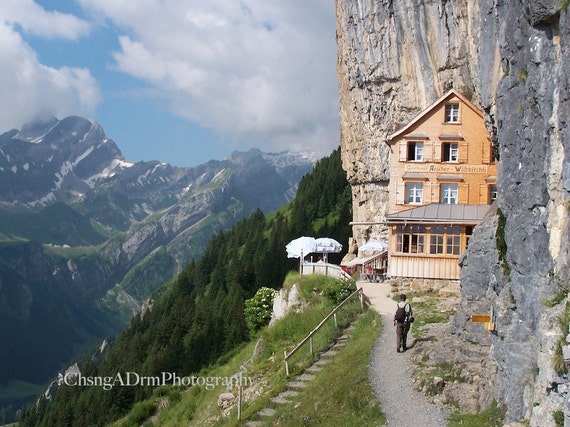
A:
297;373;315;381
245;318;363;425
257;407;276;417
439;282;461;298
280;390;300;398
287;381;308;389
314;358;330;366
271;395;292;404
320;349;338;358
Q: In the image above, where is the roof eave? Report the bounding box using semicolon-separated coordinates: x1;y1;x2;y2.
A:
387;89;483;143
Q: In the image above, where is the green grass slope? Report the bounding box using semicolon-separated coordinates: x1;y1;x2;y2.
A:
110;274;384;427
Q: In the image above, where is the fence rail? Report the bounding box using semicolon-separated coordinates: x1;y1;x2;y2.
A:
300;262;351;280
283;287;364;376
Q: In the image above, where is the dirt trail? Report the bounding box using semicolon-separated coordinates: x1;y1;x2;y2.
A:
358;281;449;427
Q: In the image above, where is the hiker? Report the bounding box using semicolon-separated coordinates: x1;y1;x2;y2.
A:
393;294;413;353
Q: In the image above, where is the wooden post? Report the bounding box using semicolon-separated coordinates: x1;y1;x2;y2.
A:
284;350;289;377
333;312;338;328
237;385;242;420
309;336;313;356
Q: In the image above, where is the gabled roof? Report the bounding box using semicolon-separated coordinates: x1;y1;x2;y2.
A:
387;89;483;143
386;203;493;224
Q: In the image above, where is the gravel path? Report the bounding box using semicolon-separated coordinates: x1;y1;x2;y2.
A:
359;281;449;427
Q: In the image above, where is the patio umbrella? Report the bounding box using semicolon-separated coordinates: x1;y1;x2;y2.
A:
315;237;342;253
315;237;342;262
286;236;317;259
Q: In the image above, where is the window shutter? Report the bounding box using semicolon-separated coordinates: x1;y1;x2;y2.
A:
396;182;405;205
425;181;434;204
459;141;468;163
399;141;407;161
458;183;470;204
433;182;441;204
482;140;491;164
433;142;442;163
478;184;487;203
423;141;433;162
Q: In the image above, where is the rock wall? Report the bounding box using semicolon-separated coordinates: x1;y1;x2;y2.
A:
336;0;502;244
336;0;570;423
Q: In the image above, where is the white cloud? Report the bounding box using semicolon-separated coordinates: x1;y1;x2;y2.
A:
0;0;90;39
0;1;101;131
79;0;339;156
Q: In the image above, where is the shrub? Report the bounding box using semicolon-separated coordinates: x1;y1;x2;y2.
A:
496;208;511;279
323;278;356;305
244;287;278;336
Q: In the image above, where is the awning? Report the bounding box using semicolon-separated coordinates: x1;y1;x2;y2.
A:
386;203;493;224
342;251;387;267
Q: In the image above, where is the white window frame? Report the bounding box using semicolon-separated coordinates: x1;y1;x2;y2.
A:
445;103;460;123
440;183;458;204
406;182;423;204
442;142;459;162
407;141;424;161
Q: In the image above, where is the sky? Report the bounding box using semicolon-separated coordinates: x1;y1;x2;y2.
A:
0;0;340;167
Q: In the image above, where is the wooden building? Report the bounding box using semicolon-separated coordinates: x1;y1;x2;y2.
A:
385;89;498;280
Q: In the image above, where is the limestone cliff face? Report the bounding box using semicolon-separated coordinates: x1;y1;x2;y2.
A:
336;0;501;244
336;0;569;423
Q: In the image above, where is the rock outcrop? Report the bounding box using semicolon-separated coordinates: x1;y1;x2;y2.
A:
336;0;569;424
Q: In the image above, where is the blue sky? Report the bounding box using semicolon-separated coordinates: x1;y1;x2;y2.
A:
0;0;339;167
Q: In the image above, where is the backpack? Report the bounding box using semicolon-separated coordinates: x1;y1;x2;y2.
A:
395;303;408;322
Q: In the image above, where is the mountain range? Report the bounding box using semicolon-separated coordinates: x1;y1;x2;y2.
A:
0;116;315;410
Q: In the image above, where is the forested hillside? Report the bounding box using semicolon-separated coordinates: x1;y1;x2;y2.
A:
20;147;351;426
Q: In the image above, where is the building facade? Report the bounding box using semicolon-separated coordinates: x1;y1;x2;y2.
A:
385;90;498;280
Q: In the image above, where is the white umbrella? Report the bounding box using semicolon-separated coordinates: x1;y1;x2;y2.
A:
314;237;342;263
359;240;388;252
315;237;343;253
286;236;317;259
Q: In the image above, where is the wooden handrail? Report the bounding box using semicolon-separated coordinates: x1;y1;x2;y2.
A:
284;287;364;376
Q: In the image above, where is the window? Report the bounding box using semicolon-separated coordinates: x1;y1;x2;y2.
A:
489;184;497;203
445;103;460;123
446;226;461;255
442;142;458;162
407;141;423;161
395;225;426;254
429;225;461;255
429;225;445;254
465;226;474;248
440;183;458;204
406;182;423;204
